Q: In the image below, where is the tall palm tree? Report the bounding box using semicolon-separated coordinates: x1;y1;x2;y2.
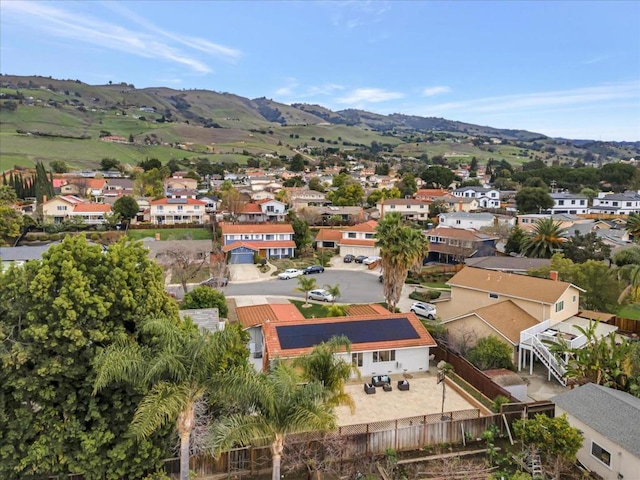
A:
93;318;249;480
520;218;566;258
376;212;430;312
293;335;358;413
626;213;640;242
296;276;317;306
208;362;337;480
617;263;640;303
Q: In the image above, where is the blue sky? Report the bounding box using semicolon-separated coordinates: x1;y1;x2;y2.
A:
1;0;639;141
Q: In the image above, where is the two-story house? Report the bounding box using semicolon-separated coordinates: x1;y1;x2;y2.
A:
288;188;330;208
426;226;499;264
236;199;288;223
437;212;513;230
221;223;296;263
41;195;111;225
547;193;589;215
377;198;430;222
149;197;207;225
516;213;585;233
338;220;379;258
590;191;640;215
451;186;500;209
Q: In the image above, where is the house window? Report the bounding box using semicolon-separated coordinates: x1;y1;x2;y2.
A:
365;233;374;239
267;205;275;212
627;202;632;207
177;205;183;211
420;204;424;209
372;350;396;362
348;232;356;238
456;220;461;225
265;234;274;240
558;200;565;205
571;200;575;205
555;301;564;313
157;206;163;211
390;205;396;209
489;293;499;299
57;205;67;211
244;235;250;240
591;441;611;468
573;295;577;303
352;352;363;367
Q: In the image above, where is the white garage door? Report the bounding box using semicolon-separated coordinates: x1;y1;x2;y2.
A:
339;246;379;257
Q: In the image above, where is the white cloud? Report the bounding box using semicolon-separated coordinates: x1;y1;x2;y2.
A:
1;1;242;73
422;86;451;97
337;88;404;105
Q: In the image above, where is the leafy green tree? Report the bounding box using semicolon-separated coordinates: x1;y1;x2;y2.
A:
0;185;23;243
613;246;640;267
323;283;341;304
113;195;139;222
599;162;638;191
324;304;347;316
617;264;640;303
134;168;166;198
166;158;182;175
626;213;640;242
467;336;514;371
327;182;364;206
94;318;249;480
293;335;357;412
49;160;69;173
376;212;430;312
0;236;178;479
523;176;548;188
290;153;305;172
420;165;454;188
296;276;318;306
100;157;121;171
521;218;566;258
181;286;228;317
428;199;449;217
515;187;554;214
289;213;311;252
579;187;598;205
367;187;401;206
513;414;583;480
396;172;418;198
208;362;336;480
561;231;611;263
307;177;326;193
138;158;162;171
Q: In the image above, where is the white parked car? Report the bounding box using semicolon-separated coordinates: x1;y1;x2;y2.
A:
308;289;335;302
278;268;303;280
363;256;381;265
410;302;437;319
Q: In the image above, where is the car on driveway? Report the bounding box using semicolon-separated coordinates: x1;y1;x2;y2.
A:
343;254;355;263
308;289;335;302
354;255;368;263
200;276;229;288
363;256;381;265
303;265;325;275
278;268;304;280
410;301;437;319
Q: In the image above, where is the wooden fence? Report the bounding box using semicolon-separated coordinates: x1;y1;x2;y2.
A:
609;316;640;335
432;346;519;403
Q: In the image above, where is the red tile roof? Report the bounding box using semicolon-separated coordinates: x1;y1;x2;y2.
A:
221;223;294;234
338;238;376;247
236;304;304;329
242;203;262;213
150;198;206;205
73;204;112;213
346;220;378;233
263;313;437;359
315;228;344;242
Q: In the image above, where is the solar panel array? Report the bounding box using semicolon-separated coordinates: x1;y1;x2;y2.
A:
276;317;420;350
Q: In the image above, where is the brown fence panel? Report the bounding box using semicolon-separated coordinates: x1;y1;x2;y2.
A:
610;317;640;334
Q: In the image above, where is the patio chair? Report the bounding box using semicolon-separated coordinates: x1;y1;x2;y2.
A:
397;379;410;391
371;375;390;387
382;383;392;392
364;383;376;394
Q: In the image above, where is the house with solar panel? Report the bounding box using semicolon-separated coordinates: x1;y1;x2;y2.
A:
552;384;640;480
235;303;437;375
221;223;296;264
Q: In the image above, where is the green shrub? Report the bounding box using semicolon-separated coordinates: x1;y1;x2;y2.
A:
90;233;100;241
24;233;38;242
467;336;515;371
48;233;60;241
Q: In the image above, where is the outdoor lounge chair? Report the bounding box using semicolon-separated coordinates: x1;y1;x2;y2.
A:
364;383;376;394
382;383;392;392
371;375;390;387
397;380;410;391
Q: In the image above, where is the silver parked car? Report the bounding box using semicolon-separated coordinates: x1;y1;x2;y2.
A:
308;289;335;302
410;301;437;319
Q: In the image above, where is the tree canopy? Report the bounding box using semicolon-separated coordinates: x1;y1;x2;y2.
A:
113;195;139;222
515;187;554;214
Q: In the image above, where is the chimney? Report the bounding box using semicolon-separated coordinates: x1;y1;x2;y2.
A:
549;270;558;281
458;199;463;212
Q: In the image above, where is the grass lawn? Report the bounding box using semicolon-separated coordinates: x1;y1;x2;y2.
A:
422;282;451;289
290;299;335;319
125;228;212;241
617;304;640;320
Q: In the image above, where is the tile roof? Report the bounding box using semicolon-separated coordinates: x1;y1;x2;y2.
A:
430;226;498;241
346;304;392;316
73;204;112;213
452;300;539;344
315;228;344;242
380;198;430;206
345;220;378;233
242;203;263;213
262;312;437;359
338;238;377;247
552;383;640;457
447;266;580;304
222;240;296;253
236;304;304;329
415;189;450;198
150;197;206;205
221;223;294;234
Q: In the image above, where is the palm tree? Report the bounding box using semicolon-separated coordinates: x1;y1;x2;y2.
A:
293;335;358;413
296;276;317;306
520;218;566;258
617;263;640;303
323;283;341;304
208;362;337;480
626;213;640;242
93;318;249;480
376;212;430;312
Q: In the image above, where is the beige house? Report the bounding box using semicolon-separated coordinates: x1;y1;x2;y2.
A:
149;197;208;225
164;176;198;191
377;198;430;221
338;220;379;257
41;195;111;225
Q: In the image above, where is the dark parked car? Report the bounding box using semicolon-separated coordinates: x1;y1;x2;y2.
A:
354;255;368;263
343;254;355;263
379;274;383;283
303;265;325;275
200;277;229;288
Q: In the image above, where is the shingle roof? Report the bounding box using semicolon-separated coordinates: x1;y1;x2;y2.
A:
221;223;294;234
447;266;580;304
464;256;551;272
552;383;640;457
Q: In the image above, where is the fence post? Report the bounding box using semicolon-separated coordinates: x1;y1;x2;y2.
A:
395;419;399;451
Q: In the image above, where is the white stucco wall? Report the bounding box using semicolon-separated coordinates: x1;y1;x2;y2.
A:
555;406;640;480
336;346;431;378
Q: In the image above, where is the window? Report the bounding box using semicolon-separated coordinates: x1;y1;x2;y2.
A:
57;205;67;211
420;204;424;209
571;200;575;205
372;350;396;362
558;200;565;205
390;205;396;209
157;205;163;211
573;295;577;303
265;234;274;240
348;232;356;238
555;300;564;313
456;220;461;225
352;352;363;367
177;205;183;211
365;233;374;239
591;441;611;467
266;205;275;212
489;293;499;299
